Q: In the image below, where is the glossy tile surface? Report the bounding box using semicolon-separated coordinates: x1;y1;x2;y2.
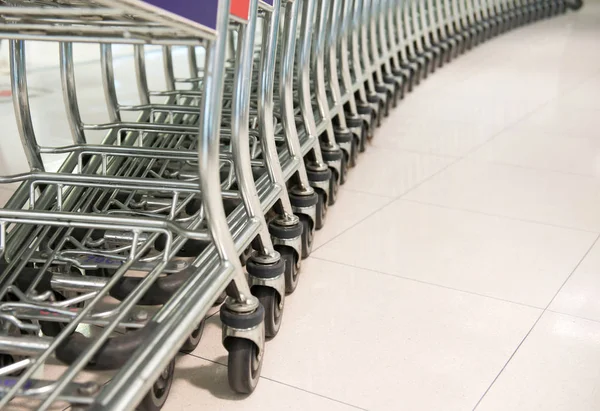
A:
311;188;393;249
549;240;600;321
470;127;600;177
340;146;452;198
476;312;600;411
1;3;600;411
191;259;541;411
314;200;597;307
404;159;600;231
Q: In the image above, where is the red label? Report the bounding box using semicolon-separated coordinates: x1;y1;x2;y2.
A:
230;0;250;20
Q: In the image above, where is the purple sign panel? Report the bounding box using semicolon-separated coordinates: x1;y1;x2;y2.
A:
260;0;274;6
142;0;220;30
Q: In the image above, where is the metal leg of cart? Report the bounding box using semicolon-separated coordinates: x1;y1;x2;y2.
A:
358;0;391;123
324;0;363;170
336;0;372;158
0;1;270;409
348;0;381;140
270;0;325;239
309;0;347;196
294;0;340;207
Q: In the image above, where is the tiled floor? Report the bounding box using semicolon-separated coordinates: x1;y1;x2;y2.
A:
1;3;600;411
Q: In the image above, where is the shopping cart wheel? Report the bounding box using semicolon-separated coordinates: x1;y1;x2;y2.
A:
227;338;263;394
340;152;349;185
298;214;314;259
179;319;206;353
356;104;376;144
276;247;299;294
253;286;283;338
137;358;175;411
313;189;326;230
374;85;391;118
349;133;360;168
359;122;368;153
366;94;383;127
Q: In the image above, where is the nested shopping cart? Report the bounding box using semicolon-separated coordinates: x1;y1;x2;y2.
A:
0;0;279;409
0;0;584;409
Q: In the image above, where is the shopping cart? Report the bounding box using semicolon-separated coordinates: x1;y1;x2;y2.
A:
0;0;583;409
0;1;270;409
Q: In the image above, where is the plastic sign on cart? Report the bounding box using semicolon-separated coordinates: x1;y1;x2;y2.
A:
230;0;251;20
142;0;220;30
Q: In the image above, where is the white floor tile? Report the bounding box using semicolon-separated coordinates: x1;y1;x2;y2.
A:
549;239;600;321
192;258;541;411
404;159;600;231
476;312;600;411
392;93;539;129
516;102;600;137
0;2;599;409
312;188;392;249
342;147;452;198
555;71;600;111
373;118;495;157
470;128;600;177
313;200;596;307
167;354;361;410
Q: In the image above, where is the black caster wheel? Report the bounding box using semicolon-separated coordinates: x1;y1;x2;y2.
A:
393;84;403;105
214;291;227;306
253;286;283;338
359;122;368;153
278;246;300;294
567;0;583;10
179;319;206;353
339;151;349;185
137;358;175;411
299;214;314;258
377;98;392;123
356;105;375;144
328;168;339;206
227;338;262;394
367;95;383;127
349;133;359;168
315;189;327;230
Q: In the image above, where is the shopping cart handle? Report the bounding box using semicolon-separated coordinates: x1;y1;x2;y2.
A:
109;267;195;306
55;321;159;371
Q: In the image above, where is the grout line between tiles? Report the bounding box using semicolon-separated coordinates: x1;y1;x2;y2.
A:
186;354;367;410
459;56;600;163
545;234;600;310
544;309;600;326
364;143;461;160
340;187;397;199
467;157;600;180
472;233;600;410
258;377;369;411
400;198;600;234
312;155;465;254
309;255;544;311
311;198;396;254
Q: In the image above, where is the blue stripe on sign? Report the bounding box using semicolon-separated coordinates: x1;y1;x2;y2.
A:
142;0;220;30
261;0;274;6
